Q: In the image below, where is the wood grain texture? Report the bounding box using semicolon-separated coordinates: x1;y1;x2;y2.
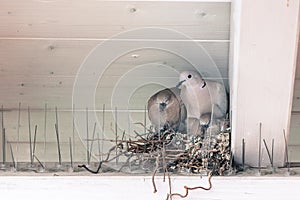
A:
0;40;229;109
0;0;230;40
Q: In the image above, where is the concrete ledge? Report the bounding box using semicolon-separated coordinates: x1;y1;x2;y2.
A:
0;175;299;200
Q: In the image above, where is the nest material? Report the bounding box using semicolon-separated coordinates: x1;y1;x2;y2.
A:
168;129;232;175
79;122;232;176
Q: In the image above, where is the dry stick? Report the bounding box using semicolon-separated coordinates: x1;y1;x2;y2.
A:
78;143;124;174
152;154;160;193
86;107;90;165
171;171;213;198
9;142;16;169
16;102;21;169
134;122;154;135
69;137;73;168
117;153;133;172
89;122;97;162
162;144;167;182
166;168;172;200
258;122;262;174
28;106;33;165
207;104;215;171
283;129;290;172
133;130;147;141
263;139;273;167
55;123;62;166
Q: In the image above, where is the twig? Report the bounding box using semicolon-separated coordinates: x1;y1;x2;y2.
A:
167;168;172;200
152;154;160;193
78;143;124;174
171;171;213;198
134;122;154;133
133;130;147;141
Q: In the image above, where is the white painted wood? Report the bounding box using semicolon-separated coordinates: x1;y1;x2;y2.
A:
0;40;229;109
0;0;230;40
0;176;299;200
230;0;300;167
0;1;231;165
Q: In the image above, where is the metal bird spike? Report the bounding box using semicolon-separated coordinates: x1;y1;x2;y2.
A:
43;103;47;168
9;142;16;170
69;137;73;168
28;106;33;166
1;105;5;166
16;102;21;169
2;128;6;166
115;107;118;165
263;139;273;167
102;104;105;161
89;122;97;162
1;105;3;130
72;104;75;162
283;129;290;172
242;138;245;170
258;122;262;175
55;123;62;166
33;125;38;160
86;107;90;165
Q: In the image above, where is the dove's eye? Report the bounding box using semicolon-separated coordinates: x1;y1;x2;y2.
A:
187;75;192;79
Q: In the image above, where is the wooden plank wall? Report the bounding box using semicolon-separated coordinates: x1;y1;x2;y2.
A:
0;1;231;163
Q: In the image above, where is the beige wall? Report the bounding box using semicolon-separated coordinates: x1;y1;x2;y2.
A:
230;0;300;167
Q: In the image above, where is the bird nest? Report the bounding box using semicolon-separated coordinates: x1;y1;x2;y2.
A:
79;124;232;176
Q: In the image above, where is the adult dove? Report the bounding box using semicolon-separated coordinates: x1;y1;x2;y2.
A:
147;87;186;133
177;71;227;135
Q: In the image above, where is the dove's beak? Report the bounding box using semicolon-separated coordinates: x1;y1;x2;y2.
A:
176;80;186;88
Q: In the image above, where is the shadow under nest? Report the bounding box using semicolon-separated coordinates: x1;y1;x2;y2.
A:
78;123;232;176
